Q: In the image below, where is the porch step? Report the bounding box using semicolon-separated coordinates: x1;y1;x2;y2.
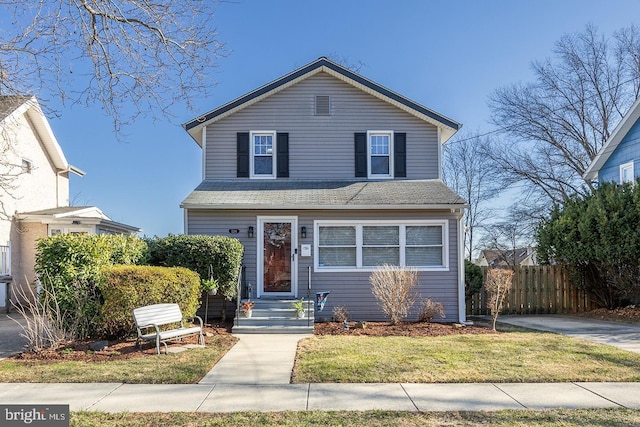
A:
232;299;315;334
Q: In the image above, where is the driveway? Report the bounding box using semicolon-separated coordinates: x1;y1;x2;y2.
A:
0;314;27;359
498;315;640;354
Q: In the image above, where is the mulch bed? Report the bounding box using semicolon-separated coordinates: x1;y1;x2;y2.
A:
577;306;640;324
12;321;233;363
314;321;497;337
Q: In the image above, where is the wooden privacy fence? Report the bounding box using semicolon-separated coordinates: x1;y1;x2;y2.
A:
466;265;597;316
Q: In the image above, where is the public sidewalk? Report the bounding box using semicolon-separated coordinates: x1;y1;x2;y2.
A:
1;381;639;412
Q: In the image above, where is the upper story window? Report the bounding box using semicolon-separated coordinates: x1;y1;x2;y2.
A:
250;131;277;178
367;131;393;178
620;161;634;184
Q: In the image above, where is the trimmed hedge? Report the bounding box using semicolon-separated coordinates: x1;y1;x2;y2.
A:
146;234;244;302
35;234;147;339
99;265;201;337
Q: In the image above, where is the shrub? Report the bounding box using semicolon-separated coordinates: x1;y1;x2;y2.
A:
146;234;244;313
537;180;640;308
418;297;445;322
99;265;201;337
370;264;419;325
485;268;513;331
34;234;147;339
464;260;483;301
332;306;350;323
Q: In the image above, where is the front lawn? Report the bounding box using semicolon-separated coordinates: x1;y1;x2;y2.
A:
71;409;640;427
293;330;640;383
0;335;237;384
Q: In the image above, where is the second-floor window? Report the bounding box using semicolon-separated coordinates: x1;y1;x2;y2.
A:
620;161;634;184
251;131;277;178
367;131;393;178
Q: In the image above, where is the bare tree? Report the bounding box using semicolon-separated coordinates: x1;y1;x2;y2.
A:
478;205;538;266
487;24;640;207
0;1;225;132
442;132;499;261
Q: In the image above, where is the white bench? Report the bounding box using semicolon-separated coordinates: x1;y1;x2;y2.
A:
132;303;204;354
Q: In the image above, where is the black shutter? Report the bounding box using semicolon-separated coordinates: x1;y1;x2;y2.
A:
394;133;406;178
237;132;249;178
277;133;289;178
354;132;367;177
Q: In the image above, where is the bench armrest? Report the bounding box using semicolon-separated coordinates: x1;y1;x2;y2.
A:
186;315;203;329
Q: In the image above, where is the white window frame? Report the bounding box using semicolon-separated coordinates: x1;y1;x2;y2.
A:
250;130;277;179
620;161;634;184
314;220;449;272
367;130;394;179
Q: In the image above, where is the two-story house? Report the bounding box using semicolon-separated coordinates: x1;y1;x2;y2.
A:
182;57;466;327
0;95;139;310
584;96;640;184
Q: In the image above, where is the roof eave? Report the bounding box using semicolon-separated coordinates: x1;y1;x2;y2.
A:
584;96;640;180
181;203;467;210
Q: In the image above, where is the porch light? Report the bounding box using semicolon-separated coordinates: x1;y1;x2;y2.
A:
248;226;254;238
300;226;307;239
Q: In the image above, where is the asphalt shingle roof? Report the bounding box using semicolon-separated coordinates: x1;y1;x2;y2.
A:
181;180;466;209
0;95;31;122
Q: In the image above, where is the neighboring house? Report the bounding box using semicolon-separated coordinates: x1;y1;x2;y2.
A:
584;96;640;184
0;96;139;309
475;247;537;267
181;57;466;324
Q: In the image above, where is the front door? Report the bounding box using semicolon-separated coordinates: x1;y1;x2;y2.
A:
258;217;297;298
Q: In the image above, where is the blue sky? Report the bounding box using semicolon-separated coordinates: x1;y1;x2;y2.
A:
48;0;640;237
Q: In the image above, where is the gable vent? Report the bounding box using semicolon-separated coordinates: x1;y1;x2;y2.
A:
315;95;330;115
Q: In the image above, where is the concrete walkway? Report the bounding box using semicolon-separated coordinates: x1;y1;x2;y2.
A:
1;381;639;412
199;334;308;384
498;315;640;353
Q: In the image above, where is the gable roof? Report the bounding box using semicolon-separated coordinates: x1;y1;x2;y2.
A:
584;96;640;181
181;179;466;210
183;57;461;146
0;95;85;177
477;247;536;267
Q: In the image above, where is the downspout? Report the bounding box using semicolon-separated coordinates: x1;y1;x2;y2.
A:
457;208;471;324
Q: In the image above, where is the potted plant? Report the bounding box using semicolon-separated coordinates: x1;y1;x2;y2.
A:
291;298;305;318
242;300;254;318
201;278;218;296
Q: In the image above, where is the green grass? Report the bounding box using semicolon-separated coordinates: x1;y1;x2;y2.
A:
293;331;640;383
70;409;640;427
0;335;237;384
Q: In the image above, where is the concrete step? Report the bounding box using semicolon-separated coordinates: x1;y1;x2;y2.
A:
233;298;315;334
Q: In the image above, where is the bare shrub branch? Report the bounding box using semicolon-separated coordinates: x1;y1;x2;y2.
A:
332;305;350;323
418;297;445;323
485;268;514;331
10;279;71;352
370;264;419;325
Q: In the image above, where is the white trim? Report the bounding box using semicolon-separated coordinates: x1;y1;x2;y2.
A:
257;216;298;298
201;126;207;180
183;208;189;234
250;130;277;179
313;219;449;272
620;161;634;184
457;210;466;323
584;96;640;180
437;127;442;180
367;130;394;179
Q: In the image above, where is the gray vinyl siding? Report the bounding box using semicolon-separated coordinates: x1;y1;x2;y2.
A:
204;72;439;180
187;208;460;322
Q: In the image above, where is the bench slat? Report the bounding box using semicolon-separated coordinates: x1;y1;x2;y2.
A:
132;303;204;354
